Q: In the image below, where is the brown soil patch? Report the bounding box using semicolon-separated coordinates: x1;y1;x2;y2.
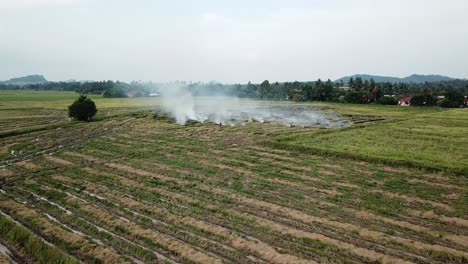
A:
320;163;343;170
357;168;375;176
16;161;40;170
408;178;464;191
318;169;336;176
407;210;468;228
265;159;312;172
231;238;315;264
420;173;452;182
43;155;74;166
247;145;291;155
353;211;431;234
0;169;13;178
445;235;468;247
335;182;360;189
442;193;462;200
381;166;409;174
0;254;11;264
198;160;255;176
64;151;100;163
50;175;77;185
373;190;454;212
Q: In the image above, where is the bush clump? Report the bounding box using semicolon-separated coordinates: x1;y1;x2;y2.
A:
439;90;466;108
103;88;127;98
345;91;368;104
410;94;437;106
68;95;97;121
379;96;398;105
438;98;465;108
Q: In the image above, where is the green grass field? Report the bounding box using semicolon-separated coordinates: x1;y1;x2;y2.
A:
0;90;161;110
0;91;467;264
0;90;102;102
276;107;468;174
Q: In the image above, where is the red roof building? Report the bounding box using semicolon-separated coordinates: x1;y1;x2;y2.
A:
398;96;412;106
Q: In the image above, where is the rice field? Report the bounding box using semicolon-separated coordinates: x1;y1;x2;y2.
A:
0;92;467;264
276;108;468;174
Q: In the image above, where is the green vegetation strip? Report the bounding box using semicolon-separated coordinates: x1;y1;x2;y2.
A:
273;110;468;175
0;213;79;264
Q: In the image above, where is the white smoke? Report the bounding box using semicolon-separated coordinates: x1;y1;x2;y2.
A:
158;84;348;128
159;84;197;124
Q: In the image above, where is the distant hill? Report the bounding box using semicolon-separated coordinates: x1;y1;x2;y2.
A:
336;74;455;84
1;75;48;85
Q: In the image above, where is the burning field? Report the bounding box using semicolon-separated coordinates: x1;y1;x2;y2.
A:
157;95;349;128
0;97;467;264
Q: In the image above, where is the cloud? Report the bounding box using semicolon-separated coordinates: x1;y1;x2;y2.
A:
202;13;232;24
0;0;79;8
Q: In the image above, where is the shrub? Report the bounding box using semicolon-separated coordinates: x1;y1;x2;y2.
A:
345;91;368;104
103;88;127;98
292;93;304;102
438;98;457;108
68;95;97;121
442;90;465;108
410;94;437;106
379;96;398;105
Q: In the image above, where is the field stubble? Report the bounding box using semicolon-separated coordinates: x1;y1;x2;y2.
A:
0;96;467;264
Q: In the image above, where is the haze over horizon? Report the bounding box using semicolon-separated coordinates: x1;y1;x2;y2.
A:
1;0;467;83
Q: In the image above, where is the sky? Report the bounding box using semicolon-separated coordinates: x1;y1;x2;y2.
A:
1;0;467;83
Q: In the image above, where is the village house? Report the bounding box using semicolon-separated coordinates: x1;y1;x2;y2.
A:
398;96;412;106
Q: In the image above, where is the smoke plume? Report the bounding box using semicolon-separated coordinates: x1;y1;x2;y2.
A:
158;84;347;128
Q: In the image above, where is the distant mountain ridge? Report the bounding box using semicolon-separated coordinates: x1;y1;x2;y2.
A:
336;74;455;84
0;74;460;86
1;75;48;85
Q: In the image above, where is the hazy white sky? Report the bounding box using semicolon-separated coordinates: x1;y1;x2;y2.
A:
1;0;467;83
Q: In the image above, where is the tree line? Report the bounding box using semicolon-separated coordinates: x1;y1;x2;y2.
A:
187;78;468;107
0;81;153;98
1;78;467;106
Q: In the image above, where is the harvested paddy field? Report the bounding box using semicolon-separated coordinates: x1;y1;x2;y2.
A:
0;95;467;264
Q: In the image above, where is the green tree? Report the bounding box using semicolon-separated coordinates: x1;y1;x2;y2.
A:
292;93;304;102
260;80;271;99
103;87;127;98
348;77;354;88
68;95;97;121
352;77;364;90
442;89;465;108
369;87;383;103
345;91;368;104
411;94;436;106
379;96;398;105
410;95;426;106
